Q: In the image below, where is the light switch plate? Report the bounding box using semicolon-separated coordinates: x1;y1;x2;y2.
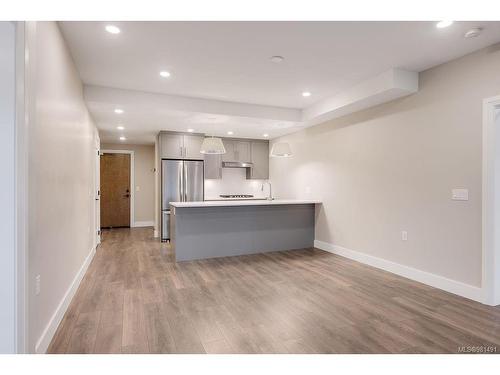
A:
452;189;469;201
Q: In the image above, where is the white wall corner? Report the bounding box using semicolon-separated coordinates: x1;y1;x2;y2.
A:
482;96;500;307
302;68;419;126
314;239;485;305
34;246;96;354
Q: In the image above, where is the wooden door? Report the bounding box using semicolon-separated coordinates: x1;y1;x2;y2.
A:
100;153;131;228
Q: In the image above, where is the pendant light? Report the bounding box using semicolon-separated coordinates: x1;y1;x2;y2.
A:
200;136;226;154
270;142;292;157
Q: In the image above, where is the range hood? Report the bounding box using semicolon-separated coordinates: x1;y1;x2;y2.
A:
222;161;253;168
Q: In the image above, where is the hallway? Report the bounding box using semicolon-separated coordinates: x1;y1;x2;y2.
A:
47;228;500;354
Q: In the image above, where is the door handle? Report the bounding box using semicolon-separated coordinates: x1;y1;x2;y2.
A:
183;164;187;202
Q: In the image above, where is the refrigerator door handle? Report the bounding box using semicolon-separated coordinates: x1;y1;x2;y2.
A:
183;162;188;202
178;162;183;202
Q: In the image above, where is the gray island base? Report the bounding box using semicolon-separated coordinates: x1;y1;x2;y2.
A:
169;200;320;262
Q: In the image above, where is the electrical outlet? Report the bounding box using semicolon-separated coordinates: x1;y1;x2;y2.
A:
401;231;408;241
35;275;41;295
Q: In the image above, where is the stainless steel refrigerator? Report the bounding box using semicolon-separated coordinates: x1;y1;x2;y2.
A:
161;159;204;241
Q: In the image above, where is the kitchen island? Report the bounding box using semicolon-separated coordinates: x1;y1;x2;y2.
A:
169;200;320;261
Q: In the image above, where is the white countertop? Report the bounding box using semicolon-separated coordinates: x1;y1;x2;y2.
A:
170;199;321;208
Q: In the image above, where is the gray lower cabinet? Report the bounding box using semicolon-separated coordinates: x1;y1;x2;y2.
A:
247;141;269;179
171;203;316;261
159;132;204;160
204;153;222;179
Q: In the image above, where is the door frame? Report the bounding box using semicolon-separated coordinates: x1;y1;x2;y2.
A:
482;95;500;306
94;140;101;247
100;149;135;228
15;20;28;353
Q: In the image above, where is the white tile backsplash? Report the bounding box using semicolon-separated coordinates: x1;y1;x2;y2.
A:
205;168;267;200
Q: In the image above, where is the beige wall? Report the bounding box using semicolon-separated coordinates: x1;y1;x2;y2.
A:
270;44;500;288
101;143;155;224
27;21;99;352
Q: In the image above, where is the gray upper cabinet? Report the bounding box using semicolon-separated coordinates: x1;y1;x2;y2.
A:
247;141;269;180
221;139;251;162
183;135;204;160
221;139;235;162
204;153;222;179
160;133;184;159
159;132;204;160
159;132;268;179
235;141;251;162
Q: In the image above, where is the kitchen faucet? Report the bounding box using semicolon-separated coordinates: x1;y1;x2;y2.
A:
261;181;273;200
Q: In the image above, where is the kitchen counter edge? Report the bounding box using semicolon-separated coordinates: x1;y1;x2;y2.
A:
170;199;321;208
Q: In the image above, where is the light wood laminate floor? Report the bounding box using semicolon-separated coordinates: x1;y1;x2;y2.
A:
48;228;500;354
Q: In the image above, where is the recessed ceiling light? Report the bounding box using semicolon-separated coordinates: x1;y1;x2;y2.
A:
116;125;125;130
263;133;269;137
270;56;285;63
114;108;124;114
187;128;194;133
464;27;482;38
159;71;171;78
105;25;120;34
436;21;453;29
302;92;311;97
119;136;126;141
227;131;234;135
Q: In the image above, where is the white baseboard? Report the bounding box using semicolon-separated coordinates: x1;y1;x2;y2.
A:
314;240;485;304
133;220;154;228
153;229;159;238
35;246;96;354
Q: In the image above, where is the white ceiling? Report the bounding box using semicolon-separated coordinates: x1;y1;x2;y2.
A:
59;21;500;144
87;85;303;144
84;84;303;144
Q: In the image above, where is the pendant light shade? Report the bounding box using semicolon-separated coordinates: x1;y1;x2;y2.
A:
200;136;226;154
270;142;292;157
